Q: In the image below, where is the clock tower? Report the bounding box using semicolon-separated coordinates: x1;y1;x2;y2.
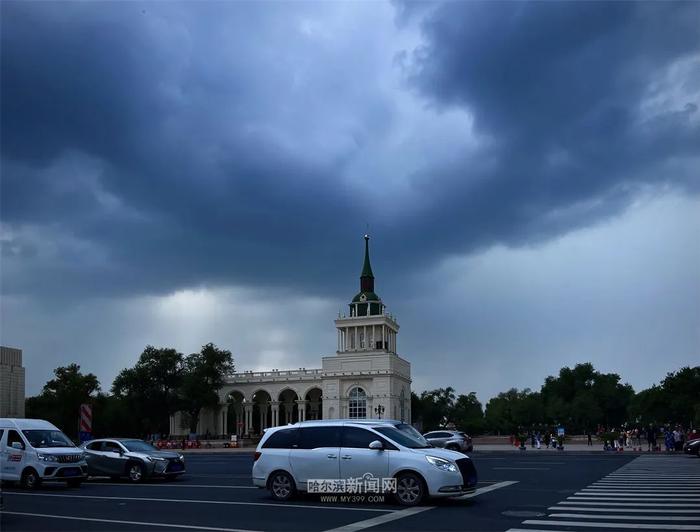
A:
321;235;411;421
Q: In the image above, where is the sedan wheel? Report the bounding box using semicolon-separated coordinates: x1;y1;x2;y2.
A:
127;463;145;483
395;473;424;506
269;471;295;501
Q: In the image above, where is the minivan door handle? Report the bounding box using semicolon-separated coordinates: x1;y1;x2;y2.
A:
341;455;352;460
327;454;337;459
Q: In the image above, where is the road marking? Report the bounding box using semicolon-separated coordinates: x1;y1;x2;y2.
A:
522;519;700;530
560;501;700;507
551;506;700;513
578;491;700;497
0;512;261;532
456;480;519;499
493;467;550;470
89;482;257;489
322;506;433;532
569;496;700;502
549;513;700;521
506;529;572;532
4;492;392;513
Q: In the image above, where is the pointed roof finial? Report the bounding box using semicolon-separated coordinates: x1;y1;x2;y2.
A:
362;233;374;279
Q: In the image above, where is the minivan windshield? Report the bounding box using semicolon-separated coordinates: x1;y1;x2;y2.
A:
123;440;158;452
22;429;74;448
373;424;431;449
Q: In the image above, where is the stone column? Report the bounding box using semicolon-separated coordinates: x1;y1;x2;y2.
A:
382;325;385;350
296;400;308;422
270;401;280;427
220;404;229;436
244;402;254;436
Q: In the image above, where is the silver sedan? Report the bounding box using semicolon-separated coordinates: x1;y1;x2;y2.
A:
423;430;474;453
81;438;186;482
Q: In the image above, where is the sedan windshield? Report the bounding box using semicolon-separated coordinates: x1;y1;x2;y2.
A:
373;424;431;449
22;429;74;448
122;440;157;452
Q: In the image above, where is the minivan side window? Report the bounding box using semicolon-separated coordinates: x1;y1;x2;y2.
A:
8;430;25;450
342;427;397;450
0;429;4;442
263;428;299;449
299;427;341;449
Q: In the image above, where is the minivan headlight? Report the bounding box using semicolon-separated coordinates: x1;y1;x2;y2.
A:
38;453;58;462
426;455;457;472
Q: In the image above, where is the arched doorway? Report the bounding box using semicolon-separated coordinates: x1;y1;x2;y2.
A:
279;389;299;424
252;390;272;435
226;391;245;437
305;387;323;420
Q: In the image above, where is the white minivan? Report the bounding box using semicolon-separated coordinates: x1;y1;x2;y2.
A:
252;419;478;506
0;418;88;488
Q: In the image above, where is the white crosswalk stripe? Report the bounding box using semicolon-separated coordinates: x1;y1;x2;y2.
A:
507;455;700;532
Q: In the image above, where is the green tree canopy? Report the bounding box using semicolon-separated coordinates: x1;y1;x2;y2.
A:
112;345;184;435
178;343;234;434
26;364;100;439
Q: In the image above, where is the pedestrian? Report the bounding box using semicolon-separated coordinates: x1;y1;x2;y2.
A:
536;432;541;449
664;428;674;452
587;431;592;446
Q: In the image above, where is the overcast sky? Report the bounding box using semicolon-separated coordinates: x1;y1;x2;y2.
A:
2;1;699;403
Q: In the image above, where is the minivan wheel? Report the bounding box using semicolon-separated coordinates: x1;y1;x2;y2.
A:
395;472;425;506
269;471;296;501
127;462;145;483
21;468;41;490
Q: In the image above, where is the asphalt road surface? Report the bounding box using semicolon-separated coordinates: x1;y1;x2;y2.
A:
2;451;698;531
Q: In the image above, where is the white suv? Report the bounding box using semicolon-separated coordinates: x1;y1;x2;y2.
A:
252;419;478;506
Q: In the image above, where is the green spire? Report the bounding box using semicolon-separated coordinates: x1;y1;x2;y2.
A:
361;234;374;279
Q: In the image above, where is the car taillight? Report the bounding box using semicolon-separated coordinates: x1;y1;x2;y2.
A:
253;451;261;462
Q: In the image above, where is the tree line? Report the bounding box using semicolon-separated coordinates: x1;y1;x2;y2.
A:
26;349;698;440
26;343;233;440
411;363;700;434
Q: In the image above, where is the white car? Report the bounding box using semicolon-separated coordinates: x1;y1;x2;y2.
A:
0;418;88;488
252;419;478;506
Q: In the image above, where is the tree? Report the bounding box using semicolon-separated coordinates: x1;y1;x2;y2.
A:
452;392;485;435
413;387;457;431
541;363;633;432
112;346;183;436
27;364;100;438
484;388;542;434
178;343;234;434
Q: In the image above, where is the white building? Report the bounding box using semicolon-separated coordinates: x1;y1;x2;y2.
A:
172;236;412;437
1;346;26;418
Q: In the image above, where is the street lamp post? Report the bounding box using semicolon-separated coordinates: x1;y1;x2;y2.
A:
374;405;385;419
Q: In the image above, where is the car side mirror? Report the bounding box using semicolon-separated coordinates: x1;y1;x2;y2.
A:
11;442;24;450
369;440;384;450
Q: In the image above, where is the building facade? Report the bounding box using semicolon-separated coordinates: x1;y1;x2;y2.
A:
0;346;26;418
171;236;412;437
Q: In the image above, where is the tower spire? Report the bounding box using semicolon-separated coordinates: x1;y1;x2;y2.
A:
361;234;374;284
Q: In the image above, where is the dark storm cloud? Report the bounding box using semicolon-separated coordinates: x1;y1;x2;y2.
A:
393;0;700;257
1;1;698;301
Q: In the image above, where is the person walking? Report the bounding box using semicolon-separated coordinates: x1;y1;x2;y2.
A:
587;431;593;446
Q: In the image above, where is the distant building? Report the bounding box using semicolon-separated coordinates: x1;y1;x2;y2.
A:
171;235;412;436
0;346;26;418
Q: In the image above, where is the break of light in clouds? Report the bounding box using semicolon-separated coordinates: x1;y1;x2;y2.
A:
1;1;698;400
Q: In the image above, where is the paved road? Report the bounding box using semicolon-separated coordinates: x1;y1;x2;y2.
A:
1;451;697;531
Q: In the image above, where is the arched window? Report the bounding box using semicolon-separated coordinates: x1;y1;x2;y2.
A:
400;388;406;422
348;387;367;419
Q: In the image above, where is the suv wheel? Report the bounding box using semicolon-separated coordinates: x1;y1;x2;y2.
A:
269;471;296;501
127;462;145;483
21;468;41;490
395;472;425;506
